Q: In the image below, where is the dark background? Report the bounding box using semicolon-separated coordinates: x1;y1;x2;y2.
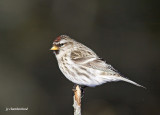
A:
0;0;160;115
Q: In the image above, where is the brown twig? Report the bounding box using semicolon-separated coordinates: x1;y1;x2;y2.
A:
73;85;81;115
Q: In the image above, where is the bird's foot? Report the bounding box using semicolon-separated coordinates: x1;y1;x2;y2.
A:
72;84;78;92
72;84;87;98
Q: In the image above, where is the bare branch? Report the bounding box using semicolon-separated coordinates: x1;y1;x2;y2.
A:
73;85;81;115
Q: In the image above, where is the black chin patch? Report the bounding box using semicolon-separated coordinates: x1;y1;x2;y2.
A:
54;50;59;55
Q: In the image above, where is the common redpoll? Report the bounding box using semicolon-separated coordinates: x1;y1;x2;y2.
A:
50;35;145;88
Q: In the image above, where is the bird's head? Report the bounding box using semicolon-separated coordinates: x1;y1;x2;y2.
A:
50;35;75;55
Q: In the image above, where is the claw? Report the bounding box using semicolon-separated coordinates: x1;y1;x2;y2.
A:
72;84;87;98
72;84;78;92
80;86;87;98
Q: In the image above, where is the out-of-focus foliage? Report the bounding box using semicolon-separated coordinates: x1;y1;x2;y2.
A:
0;0;159;115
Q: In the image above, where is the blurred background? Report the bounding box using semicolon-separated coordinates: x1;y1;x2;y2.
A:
0;0;160;115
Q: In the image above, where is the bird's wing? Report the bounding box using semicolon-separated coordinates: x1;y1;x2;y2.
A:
71;50;120;76
70;49;97;60
85;58;121;76
71;50;145;88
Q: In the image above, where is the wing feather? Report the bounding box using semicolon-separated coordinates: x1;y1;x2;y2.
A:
71;50;121;76
70;50;145;88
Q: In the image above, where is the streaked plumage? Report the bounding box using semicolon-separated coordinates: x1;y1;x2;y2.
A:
51;35;145;88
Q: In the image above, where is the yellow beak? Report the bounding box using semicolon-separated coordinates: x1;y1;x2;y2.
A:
50;45;59;50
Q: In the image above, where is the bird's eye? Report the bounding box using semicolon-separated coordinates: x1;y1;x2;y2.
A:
59;43;64;47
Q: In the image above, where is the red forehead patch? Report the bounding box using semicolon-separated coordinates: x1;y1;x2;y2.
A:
54;36;61;42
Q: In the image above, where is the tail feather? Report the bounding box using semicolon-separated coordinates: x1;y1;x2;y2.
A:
117;77;146;89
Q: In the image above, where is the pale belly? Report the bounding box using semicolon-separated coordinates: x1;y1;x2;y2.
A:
58;62;118;87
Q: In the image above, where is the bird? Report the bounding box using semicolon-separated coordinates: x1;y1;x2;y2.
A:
50;35;145;89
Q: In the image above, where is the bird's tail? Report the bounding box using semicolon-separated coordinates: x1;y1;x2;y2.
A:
115;77;146;89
